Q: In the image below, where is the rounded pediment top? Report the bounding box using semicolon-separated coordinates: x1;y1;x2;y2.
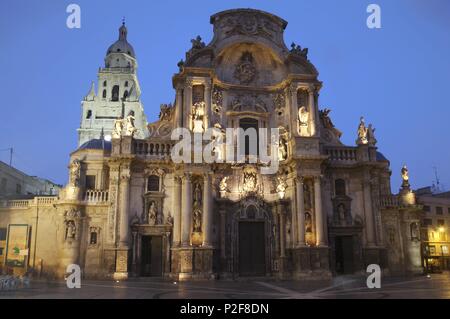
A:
210;8;288;30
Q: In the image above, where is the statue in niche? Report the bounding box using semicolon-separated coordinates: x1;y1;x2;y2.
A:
278;137;288;161
303;183;312;209
193;208;202;232
410;222;419;240
148;201;158;225
276;176;287;199
356;117;368;145
337;203;346;225
193;183;202;207
166;211;173;225
219;176;229;195
305;212;312;233
65;220;76;239
112;118;123;139
69;159;81;187
192;102;205;133
298;106;309;126
124;114;137;137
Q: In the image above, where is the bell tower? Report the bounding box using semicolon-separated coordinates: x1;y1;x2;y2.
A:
77;21;148;146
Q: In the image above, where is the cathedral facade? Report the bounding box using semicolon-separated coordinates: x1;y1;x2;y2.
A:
0;9;423;280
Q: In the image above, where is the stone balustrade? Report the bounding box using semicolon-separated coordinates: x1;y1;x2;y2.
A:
84;189;109;203
0;196;58;209
325;147;358;163
133;140;173;158
379;195;400;208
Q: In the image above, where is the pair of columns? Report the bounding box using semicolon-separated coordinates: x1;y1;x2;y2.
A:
293;176;326;247
176;78;212;131
172;173;213;247
289;84;317;137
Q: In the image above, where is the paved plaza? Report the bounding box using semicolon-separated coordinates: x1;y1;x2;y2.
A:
1;273;449;299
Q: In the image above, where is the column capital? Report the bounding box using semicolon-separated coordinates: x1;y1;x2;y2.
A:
182;172;193;182
295;175;305;184
185;77;194;88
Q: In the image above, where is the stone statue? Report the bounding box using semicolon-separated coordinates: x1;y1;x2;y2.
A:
190;35;205;50
305;212;312;233
148;202;157;225
192;102;205;133
66;220;76;239
276;177;287;199
193;209;202;232
298;106;309;126
166;212;173;225
278;137;287;161
410;222;419;240
337;204;346;225
401;165;410;188
367;124;377;145
112;119;123;139
69;160;81;187
193;183;202;207
124;114;137;137
290;42;308;59
356;116;368;145
234;51;257;85
219;176;229;192
159;103;173;121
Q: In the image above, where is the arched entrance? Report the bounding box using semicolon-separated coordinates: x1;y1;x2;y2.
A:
231;197;274;277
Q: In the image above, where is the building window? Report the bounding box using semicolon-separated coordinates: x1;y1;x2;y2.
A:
335;179;346;196
442;245;449;255
90;232;97;245
103;80;107;87
448;207;450;214
0;247;3;256
124;81;128;87
423;218;432;226
1;178;6;193
86;110;92;119
111;85;120;101
423;205;430;212
147;175;160;192
437;219;445;226
123;90;128;99
0;228;6;240
239;118;259;157
85;175;96;190
16;184;21;194
436;206;443;215
102;89;107;98
429;245;436;255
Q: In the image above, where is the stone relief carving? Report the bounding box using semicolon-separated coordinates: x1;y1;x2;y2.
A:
243;171;257;193
219;12;280;41
112;114;137;138
234;51;257;85
230;93;267;112
276;176;287;199
69;159;81;187
272;91;285;115
212;86;223;114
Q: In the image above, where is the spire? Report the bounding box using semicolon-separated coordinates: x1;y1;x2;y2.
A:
119;18;127;41
85;81;96;101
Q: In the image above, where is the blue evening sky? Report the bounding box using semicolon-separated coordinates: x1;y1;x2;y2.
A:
0;0;449;191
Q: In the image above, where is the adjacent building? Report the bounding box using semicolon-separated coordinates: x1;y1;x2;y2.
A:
0;9;423;280
416;187;450;272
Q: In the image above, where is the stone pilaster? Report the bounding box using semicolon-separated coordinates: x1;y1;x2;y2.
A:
183;78;193;130
181;173;192;246
363;178;376;247
314;176;326;247
308;86;316;136
296;176;306;247
202;173;213;247
172;175;182;246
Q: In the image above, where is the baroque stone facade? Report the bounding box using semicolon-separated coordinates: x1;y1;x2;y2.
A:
0;9;422;280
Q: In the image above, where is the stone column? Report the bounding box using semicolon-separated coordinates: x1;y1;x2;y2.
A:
175;85;183;128
183;78;193;130
296;176;306;247
202;173;213;247
363;179;376;246
181;173;192;246
119;168;130;247
279;209;286;258
173;175;182;246
204;80;211;130
289;83;299;136
308;87;316;136
220;210;226;259
314;176;326;246
291;185;298;249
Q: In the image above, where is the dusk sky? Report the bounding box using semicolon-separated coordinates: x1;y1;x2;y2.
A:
0;0;449;191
